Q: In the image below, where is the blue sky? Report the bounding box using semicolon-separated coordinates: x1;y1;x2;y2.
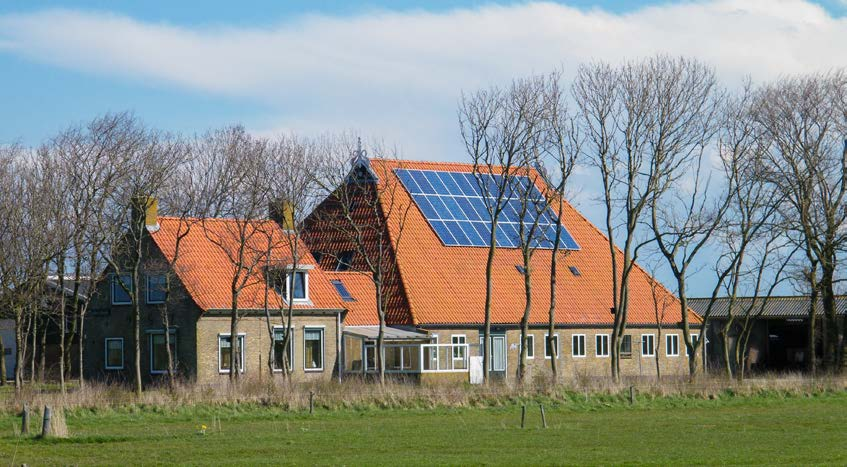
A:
2;0;847;295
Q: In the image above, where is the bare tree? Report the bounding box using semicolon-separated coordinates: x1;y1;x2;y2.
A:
307;136;411;385
263;134;321;379
46;114;138;390
540;71;581;381
99;116;185;395
196;126;270;383
574;56;721;379
460;76;548;383
752;72;847;371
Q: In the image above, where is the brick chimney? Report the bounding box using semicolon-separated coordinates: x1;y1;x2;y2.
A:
269;200;295;232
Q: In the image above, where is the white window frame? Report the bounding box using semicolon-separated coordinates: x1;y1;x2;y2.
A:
111;274;132;305
271;326;295;372
524;334;535;359
666;333;680;357
218;333;246;374
145;274;167;304
104;337;124;370
688;333;700;358
148;330;177;375
641;334;656;357
595;334;610;358
572;334;586;358
281;270;309;303
303;326;325;372
544;333;560;359
451;334;467;360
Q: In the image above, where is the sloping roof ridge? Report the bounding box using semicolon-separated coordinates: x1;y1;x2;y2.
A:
158;215;277;224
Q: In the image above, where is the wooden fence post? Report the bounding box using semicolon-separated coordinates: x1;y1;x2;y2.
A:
41;406;52;438
629;386;635;405
520;405;526;429
21;404;29;435
539;403;547;429
309;391;314;415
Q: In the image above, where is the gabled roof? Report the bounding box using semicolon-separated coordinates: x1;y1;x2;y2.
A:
689;296;847;319
149;217;344;312
364;158;698;327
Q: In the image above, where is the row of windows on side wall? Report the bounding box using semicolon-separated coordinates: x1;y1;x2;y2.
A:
465;332;699;359
103;331;176;373
110;274;167;305
217;327;325;374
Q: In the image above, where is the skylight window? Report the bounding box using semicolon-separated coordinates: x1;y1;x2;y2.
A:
515;265;526;275
569;266;582;276
331;280;355;302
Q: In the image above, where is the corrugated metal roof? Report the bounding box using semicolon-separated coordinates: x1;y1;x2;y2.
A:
689;296;847;319
343;326;430;340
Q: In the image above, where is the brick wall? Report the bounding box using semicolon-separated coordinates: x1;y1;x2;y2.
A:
195;314;339;383
424;327;698;382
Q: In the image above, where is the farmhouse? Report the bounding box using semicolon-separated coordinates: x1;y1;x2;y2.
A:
83;214;346;383
83;157;700;384
304;158;700;382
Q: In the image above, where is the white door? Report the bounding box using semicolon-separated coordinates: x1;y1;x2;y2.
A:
491;335;506;372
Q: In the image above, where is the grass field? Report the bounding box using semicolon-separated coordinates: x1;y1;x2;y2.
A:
1;391;846;465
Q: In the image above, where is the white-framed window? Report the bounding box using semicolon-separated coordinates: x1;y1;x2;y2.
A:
272;326;294;372
104;338;124;370
146;274;167;304
149;330;177;374
688;334;699;358
524;334;535;359
572;334;586;357
275;271;309;302
666;333;680;357
620;334;632;358
544;334;560;359
218;333;245;374
641;334;655;357
595;334;610;357
303;327;324;371
111;274;132;305
451;334;466;360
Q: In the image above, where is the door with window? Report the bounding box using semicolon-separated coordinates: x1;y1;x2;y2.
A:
480;332;507;379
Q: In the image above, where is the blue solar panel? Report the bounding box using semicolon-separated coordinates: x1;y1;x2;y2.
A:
396;168;580;250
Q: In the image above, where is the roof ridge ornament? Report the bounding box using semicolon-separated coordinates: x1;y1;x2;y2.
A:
348;136;379;183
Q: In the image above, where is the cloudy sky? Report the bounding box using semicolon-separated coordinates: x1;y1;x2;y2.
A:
2;0;846;294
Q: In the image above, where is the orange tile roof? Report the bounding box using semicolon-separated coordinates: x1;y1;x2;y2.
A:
150;217;344;312
324;271;379;326
364;158;699;327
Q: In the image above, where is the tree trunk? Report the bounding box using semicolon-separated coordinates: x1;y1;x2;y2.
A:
482;220;498;384
38;318;46;383
376;279;385;386
808;284;818;375
132;264;143;396
78;310;86;388
721;323;733;379
57;258;67;393
229;292;240;384
30;315;37;383
518;259;531;384
14;307;24;392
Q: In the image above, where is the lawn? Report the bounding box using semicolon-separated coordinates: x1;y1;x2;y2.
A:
1;392;846;465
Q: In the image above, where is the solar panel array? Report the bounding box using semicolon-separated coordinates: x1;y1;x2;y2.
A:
395;169;580;250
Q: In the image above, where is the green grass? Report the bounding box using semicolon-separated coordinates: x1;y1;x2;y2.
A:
1;392;846;465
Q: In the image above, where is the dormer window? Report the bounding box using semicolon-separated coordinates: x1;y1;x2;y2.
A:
269;268;310;303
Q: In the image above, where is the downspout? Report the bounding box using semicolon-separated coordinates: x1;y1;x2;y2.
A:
337;311;342;383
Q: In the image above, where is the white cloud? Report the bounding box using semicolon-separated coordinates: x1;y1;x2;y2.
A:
1;0;846;160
